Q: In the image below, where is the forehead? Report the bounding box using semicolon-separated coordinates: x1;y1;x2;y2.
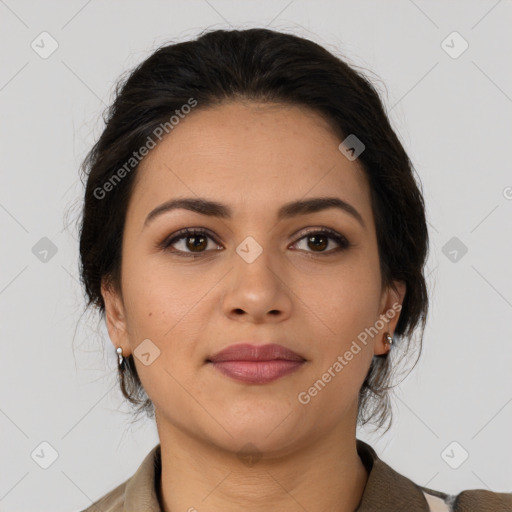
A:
128;101;373;226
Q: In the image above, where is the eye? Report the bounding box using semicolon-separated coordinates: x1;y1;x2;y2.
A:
158;227;350;258
290;228;350;255
159;228;222;257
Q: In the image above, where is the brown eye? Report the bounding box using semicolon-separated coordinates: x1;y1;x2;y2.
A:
160;228;222;256
160;227;350;258
292;229;350;254
184;233;208;252
306;233;328;251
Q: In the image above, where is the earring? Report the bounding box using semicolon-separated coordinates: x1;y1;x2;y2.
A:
384;332;393;351
116;346;124;366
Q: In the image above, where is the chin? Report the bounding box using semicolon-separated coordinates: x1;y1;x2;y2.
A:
214;426;304;461
206;407;305;454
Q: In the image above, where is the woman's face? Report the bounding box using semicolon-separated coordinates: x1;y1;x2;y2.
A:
102;100;405;455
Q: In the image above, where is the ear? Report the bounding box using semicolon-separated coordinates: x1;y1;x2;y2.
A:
374;280;406;356
101;278;130;356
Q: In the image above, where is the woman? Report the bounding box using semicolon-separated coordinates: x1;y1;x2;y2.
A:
77;28;512;511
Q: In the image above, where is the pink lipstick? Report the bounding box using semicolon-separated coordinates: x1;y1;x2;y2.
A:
207;343;306;384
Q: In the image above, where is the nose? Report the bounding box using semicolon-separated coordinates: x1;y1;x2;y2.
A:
221;241;293;324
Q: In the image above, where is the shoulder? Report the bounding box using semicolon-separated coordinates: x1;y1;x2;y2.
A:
78;444;162;512
422;486;512;512
356;439;512;511
79;479;126;512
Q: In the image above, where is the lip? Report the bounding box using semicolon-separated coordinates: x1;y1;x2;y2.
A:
208;343;305;363
207;343;306;384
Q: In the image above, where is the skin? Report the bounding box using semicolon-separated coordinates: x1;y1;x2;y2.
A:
102;100;406;512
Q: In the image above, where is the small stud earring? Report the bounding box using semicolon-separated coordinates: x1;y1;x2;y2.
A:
116;346;124;366
384;332;393;351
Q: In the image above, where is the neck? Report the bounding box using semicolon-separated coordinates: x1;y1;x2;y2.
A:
156;419;369;512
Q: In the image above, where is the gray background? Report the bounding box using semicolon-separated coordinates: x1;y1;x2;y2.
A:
1;1;511;511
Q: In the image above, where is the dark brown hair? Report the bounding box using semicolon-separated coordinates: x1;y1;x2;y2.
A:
78;27;429;431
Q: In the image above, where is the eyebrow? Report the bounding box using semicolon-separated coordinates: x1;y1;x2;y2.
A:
143;196;365;228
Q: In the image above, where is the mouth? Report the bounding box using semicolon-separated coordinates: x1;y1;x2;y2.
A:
206;343;307;384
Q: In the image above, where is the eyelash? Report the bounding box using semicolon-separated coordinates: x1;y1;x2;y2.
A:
158;227;351;258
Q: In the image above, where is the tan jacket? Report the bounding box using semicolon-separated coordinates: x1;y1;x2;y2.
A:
80;439;512;511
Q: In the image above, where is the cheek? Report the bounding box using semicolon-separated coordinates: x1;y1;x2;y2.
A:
120;252;211;336
296;274;379;421
301;256;382;334
119;253;222;399
301;251;382;383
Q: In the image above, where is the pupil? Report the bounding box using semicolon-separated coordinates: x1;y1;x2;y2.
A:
309;235;327;251
188;235;206;252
